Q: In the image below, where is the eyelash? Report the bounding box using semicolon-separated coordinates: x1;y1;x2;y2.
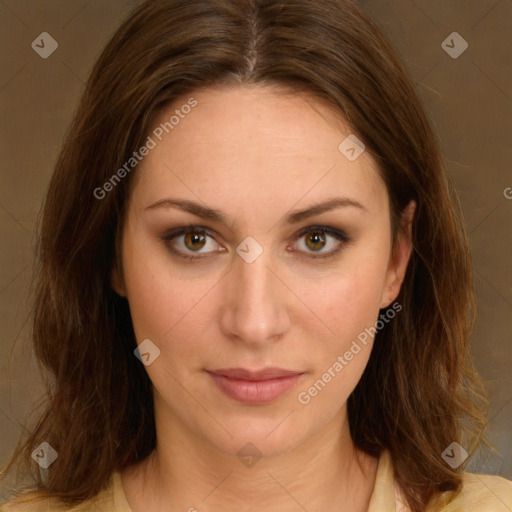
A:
161;225;350;261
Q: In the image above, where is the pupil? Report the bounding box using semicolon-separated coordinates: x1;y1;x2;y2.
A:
186;233;205;250
308;232;324;250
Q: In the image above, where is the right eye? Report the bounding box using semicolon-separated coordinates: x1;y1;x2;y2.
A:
162;226;225;260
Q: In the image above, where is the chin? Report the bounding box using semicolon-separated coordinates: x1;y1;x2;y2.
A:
198;409;314;461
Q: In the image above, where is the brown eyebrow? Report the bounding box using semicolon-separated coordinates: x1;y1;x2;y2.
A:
144;196;367;225
284;197;367;223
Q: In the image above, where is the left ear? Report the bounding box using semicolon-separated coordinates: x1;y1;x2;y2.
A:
380;200;416;309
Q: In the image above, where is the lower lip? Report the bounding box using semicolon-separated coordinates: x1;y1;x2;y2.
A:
207;372;303;405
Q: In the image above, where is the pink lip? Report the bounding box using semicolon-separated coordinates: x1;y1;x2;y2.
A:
207;368;304;404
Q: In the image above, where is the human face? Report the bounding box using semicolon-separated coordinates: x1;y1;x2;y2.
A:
112;84;413;459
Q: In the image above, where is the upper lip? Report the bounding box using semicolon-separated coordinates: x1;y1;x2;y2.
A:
207;367;304;380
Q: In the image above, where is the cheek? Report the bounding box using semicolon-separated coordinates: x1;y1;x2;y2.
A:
121;229;183;341
295;268;386;413
121;230;219;369
311;256;389;344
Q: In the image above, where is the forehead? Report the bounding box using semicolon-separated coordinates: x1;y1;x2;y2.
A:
128;84;388;223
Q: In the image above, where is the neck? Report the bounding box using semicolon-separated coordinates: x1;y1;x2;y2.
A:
122;406;379;512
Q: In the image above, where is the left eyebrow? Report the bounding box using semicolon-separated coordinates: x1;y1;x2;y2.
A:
283;197;368;224
144;196;368;225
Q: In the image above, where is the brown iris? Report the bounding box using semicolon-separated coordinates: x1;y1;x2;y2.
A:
184;232;206;251
305;231;326;251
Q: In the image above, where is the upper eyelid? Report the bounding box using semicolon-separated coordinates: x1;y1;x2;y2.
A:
164;225;347;251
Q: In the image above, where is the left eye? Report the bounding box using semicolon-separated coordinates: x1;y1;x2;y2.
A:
162;225;349;260
292;227;348;257
292;226;348;258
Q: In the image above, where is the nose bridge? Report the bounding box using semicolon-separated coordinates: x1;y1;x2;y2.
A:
220;242;289;344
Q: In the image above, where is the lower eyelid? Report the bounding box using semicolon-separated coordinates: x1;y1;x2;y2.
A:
294;231;344;250
163;227;349;259
164;233;220;258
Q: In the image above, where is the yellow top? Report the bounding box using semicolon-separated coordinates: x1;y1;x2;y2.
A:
1;450;511;511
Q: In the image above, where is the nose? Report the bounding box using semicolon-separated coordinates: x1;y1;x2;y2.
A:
219;245;291;346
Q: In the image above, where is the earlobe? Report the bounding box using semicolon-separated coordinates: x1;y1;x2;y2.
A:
110;264;127;297
380;200;416;309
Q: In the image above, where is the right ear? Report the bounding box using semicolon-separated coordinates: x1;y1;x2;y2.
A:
110;263;127;297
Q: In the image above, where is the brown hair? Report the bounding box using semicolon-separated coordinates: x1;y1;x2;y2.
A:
1;1;489;510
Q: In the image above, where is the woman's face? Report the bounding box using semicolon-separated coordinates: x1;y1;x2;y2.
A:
113;84;414;459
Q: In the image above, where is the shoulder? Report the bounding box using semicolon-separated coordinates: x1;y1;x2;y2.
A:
429;472;512;511
1;473;121;512
1;495;66;512
0;495;110;512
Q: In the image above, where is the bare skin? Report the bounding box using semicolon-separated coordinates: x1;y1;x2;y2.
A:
113;83;415;512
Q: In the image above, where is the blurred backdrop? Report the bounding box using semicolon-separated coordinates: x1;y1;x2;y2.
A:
0;0;511;500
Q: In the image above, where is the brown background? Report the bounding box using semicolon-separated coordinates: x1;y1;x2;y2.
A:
1;0;511;500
